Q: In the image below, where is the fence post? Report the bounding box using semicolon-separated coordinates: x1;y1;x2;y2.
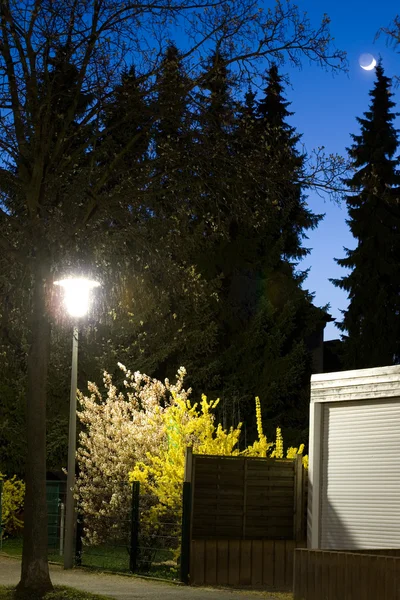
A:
75;513;83;566
293;454;304;541
180;447;193;584
180;482;192;584
130;481;140;573
0;479;3;551
60;502;65;556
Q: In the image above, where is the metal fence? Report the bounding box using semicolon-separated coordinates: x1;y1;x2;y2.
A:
76;481;187;581
0;480;67;560
46;481;67;559
129;482;183;579
0;479;189;582
76;481;132;573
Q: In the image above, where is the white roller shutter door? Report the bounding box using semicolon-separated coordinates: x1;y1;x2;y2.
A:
320;398;400;549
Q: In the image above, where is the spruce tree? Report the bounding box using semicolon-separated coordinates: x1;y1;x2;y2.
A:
228;65;325;443
190;60;326;445
101;66;150;188
256;64;321;263
195;51;240;242
91;49;219;384
332;62;400;368
152;44;189;218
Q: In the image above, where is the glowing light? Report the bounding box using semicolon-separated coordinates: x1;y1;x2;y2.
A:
54;278;100;318
359;53;377;71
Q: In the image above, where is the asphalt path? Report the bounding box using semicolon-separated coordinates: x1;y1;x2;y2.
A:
0;556;290;600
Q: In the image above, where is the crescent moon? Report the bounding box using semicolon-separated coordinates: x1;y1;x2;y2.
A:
359;54;377;71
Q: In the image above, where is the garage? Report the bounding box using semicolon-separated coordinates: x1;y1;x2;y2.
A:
308;365;400;550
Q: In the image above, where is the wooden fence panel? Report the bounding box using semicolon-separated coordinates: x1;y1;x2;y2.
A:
189;453;308;588
190;539;306;588
216;539;229;584
240;540;252;585
191;454;304;540
228;540;240;586
191;540;205;585
284;540;295;587
262;540;275;586
204;540;217;585
294;549;400;600
274;540;286;588
251;540;263;586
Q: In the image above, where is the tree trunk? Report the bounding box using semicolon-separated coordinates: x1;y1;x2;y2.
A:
16;266;53;596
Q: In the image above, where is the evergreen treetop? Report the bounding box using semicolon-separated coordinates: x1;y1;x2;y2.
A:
333;61;400;368
255;64;322;265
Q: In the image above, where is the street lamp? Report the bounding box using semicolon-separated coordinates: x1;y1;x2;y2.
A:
54;277;100;569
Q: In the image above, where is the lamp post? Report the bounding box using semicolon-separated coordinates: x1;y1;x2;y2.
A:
54;277;100;569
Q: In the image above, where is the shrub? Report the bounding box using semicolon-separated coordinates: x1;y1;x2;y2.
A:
0;473;25;536
76;365;307;549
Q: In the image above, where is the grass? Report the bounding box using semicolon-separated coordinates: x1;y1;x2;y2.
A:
240;594;293;600
0;585;114;600
1;538;63;566
265;592;293;600
1;537;179;580
79;544;179;579
0;538;25;558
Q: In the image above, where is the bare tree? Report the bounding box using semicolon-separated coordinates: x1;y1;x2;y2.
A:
378;15;400;46
0;0;345;595
378;16;400;85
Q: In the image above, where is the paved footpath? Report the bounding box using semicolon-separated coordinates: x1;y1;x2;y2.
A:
0;556;289;600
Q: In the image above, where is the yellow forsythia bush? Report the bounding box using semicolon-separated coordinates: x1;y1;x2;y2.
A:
0;473;25;536
129;392;308;525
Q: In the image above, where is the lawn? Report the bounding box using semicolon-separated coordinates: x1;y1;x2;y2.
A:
1;538;63;566
0;585;114;600
1;537;179;580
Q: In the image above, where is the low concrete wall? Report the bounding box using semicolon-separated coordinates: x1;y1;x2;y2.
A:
294;548;400;600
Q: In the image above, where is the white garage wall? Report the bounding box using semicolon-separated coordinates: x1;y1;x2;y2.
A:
308;365;400;549
321;399;400;549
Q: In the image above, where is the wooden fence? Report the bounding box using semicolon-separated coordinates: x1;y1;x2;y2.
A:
187;452;307;588
191;454;305;540
294;548;400;600
191;539;306;587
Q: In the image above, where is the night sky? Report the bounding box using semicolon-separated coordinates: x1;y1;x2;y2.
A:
284;1;399;339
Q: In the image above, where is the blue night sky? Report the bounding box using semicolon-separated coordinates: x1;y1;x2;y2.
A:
283;1;399;340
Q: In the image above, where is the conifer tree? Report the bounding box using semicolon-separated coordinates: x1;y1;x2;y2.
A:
189;61;326;444
224;65;326;443
256;64;321;263
101;66;150;190
332;62;400;368
195;51;239;241
91;49;219;384
152;45;189;218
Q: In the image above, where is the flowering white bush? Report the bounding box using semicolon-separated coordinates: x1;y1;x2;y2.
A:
75;364;190;545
